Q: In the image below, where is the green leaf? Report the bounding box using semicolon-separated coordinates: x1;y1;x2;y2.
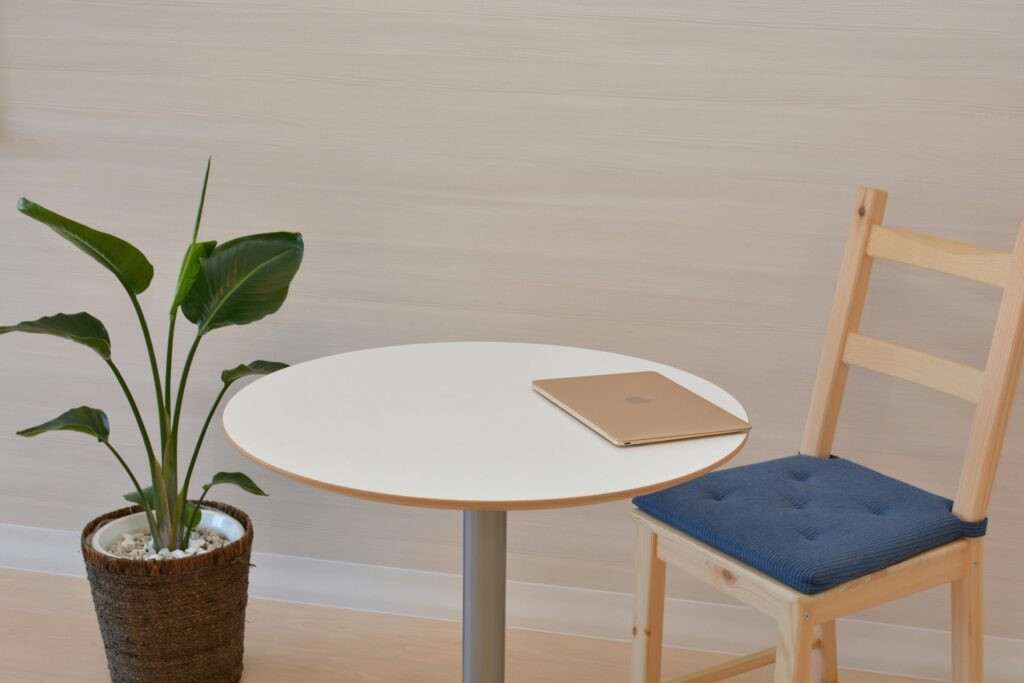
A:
124;485;156;508
191;157;212;243
202;471;268;496
183;502;203;530
0;312;111;359
17;406;110;442
171;159;215;314
221;360;289;387
180;232;303;335
17;198;154;295
171;240;217;312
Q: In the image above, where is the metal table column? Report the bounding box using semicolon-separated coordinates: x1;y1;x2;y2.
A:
462;510;507;683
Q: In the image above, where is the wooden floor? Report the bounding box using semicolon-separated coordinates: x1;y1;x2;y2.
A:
0;568;922;682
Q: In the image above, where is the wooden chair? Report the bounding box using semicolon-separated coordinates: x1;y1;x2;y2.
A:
630;187;1024;683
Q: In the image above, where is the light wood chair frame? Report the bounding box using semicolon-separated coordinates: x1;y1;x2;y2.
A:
631;188;1024;683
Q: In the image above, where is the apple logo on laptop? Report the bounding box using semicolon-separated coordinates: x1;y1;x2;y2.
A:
625;395;653;404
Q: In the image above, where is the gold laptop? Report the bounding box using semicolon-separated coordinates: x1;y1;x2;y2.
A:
532;371;750;446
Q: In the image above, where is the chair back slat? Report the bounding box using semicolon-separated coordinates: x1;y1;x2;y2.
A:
867;224;1011;288
843;333;984;403
801;188;1024;522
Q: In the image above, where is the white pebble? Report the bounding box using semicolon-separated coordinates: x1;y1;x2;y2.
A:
105;527;230;560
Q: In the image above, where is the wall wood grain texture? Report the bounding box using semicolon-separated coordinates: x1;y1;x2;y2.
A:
1;0;1022;640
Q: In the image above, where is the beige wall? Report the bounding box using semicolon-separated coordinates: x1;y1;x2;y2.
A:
1;0;1022;640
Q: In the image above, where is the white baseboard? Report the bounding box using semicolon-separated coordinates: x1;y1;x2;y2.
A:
2;521;1020;682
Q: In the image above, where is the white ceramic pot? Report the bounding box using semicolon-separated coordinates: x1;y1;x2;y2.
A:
90;506;246;556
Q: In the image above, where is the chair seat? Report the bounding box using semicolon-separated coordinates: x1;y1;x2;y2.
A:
632;455;987;595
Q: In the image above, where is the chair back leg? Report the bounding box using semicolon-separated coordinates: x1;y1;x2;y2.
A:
951;538;984;682
632;525;667;683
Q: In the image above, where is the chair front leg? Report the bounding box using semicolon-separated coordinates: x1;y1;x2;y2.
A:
775;602;813;683
812;622;838;683
631;524;667;683
952;538;984;683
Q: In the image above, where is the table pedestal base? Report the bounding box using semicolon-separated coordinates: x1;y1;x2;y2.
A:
463;510;507;683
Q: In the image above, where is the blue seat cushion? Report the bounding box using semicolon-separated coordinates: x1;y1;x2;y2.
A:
632;455;986;595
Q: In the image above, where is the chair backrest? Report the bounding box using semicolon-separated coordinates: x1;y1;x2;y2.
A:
800;187;1024;522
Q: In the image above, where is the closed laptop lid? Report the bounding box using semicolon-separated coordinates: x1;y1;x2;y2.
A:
532;371;750;446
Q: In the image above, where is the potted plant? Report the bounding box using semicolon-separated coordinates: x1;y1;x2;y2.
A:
0;160;303;683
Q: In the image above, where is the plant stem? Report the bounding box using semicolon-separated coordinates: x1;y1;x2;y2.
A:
127;291;169;446
163;159;210;452
105;358;172;547
163;313;180;546
171;335;202;438
162;431;179;547
164;314;176;419
176;382;228;546
104;359;157;465
103;441;159;542
168;334;202;541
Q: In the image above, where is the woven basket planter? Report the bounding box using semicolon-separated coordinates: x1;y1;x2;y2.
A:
80;501;254;683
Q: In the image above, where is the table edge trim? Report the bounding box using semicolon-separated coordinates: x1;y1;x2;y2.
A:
222;428;749;511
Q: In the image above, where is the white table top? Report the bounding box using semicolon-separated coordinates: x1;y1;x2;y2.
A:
222;342;748;510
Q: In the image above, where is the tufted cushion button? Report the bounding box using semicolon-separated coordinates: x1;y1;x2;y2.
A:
862;501;890;516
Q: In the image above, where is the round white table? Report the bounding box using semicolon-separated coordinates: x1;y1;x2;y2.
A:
223;342;748;683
